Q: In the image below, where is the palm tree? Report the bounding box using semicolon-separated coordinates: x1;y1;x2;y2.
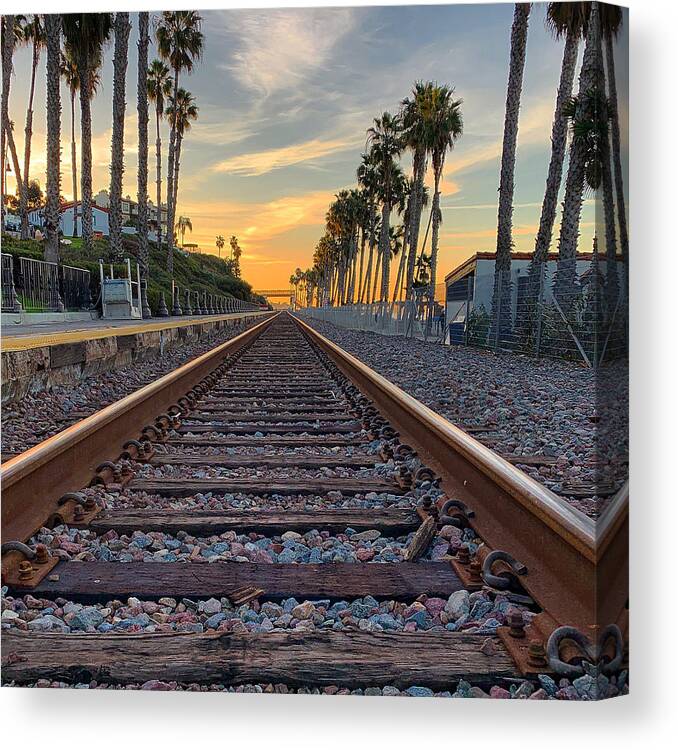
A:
400;81;432;299
44;14;61;263
166;87;198;222
155;10;204;276
137;13;150;278
62;13;113;253
147;58;172;253
600;6;626;286
175;215;192;247
1;15;27;231
491;3;531;343
230;235;242;276
424;85;463;316
60;53;79;236
216;234;225;258
366;112;403;302
20;15;45;239
527;3;588;298
554;1;603;305
109;12;131;261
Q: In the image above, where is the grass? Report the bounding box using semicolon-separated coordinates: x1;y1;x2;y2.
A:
1;233;265;313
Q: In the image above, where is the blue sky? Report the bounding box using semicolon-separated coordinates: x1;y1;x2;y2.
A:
7;3;629;289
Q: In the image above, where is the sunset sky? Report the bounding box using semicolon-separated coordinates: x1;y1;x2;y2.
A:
7;2;628;291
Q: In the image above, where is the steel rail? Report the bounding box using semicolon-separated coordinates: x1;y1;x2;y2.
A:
0;313;278;556
293;314;628;637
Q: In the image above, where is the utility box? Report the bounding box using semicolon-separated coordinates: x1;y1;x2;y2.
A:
99;259;142;319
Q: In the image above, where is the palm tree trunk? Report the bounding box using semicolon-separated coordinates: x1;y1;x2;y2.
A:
361;208;376;303
172;132;183;223
70;89;79;237
428;162;444;312
155;101;163;251
406;151;425;297
392;222;409;304
491;2;530;343
528;28;578;294
165;66;180;275
44;14;61;263
356;226;366;302
20;37;40;239
605;33;628;289
601;128;618;311
78;49;94;252
109;12;131;261
554;1;603;305
379;203;391;302
1;16;26;229
371;245;382;304
137;12;150;277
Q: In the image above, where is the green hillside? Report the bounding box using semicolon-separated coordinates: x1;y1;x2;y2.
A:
1;234;265;312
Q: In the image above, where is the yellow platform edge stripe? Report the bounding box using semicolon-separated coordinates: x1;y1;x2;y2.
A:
1;311;269;353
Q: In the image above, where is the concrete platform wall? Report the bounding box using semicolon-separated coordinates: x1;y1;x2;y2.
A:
1;313;268;404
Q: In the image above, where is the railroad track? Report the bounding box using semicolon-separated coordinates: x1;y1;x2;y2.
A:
1;311;628;692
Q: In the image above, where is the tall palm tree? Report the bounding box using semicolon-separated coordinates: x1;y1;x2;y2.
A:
366;112;403;302
527;3;588;297
600;5;626;285
424;85;463;315
60;53;79;236
1;15;27;231
147;59;172;253
491;3;531;341
166;87;198;222
175;215;192;247
109;12;131;261
155;10;204;276
44;14;61;263
554;1;602;305
20;15;45;239
62;13;113;253
137;12;150;278
216;234;225;258
401;81;432;299
60;51;102;238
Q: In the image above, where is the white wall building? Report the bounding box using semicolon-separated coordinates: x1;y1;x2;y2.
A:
28;202;111;237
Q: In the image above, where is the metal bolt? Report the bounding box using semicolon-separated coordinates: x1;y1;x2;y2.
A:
73;504;85;522
527;640;548;668
507;610;526;639
469;558;482;583
18;561;34;580
34;544;49;565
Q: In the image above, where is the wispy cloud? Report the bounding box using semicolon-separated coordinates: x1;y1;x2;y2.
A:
211;136;360;177
221;8;356;98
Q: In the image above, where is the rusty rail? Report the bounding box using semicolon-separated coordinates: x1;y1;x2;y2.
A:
0;313;278;567
294;314;628;662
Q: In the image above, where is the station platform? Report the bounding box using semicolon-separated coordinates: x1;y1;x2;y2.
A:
1;312;268;353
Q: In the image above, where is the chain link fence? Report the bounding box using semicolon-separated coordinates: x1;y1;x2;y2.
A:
300;255;627;368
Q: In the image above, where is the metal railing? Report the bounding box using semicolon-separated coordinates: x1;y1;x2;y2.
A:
61;264;93;311
166;282;262;318
299;301;435;341
1;254;21;312
1;254;93;314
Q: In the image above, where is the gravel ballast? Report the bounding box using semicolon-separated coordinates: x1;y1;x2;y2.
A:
299;316;628;518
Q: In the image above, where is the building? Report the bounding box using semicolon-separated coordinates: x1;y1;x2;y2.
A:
443;251;623;345
28;201;110;237
93;190;168;236
27;193;169;242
